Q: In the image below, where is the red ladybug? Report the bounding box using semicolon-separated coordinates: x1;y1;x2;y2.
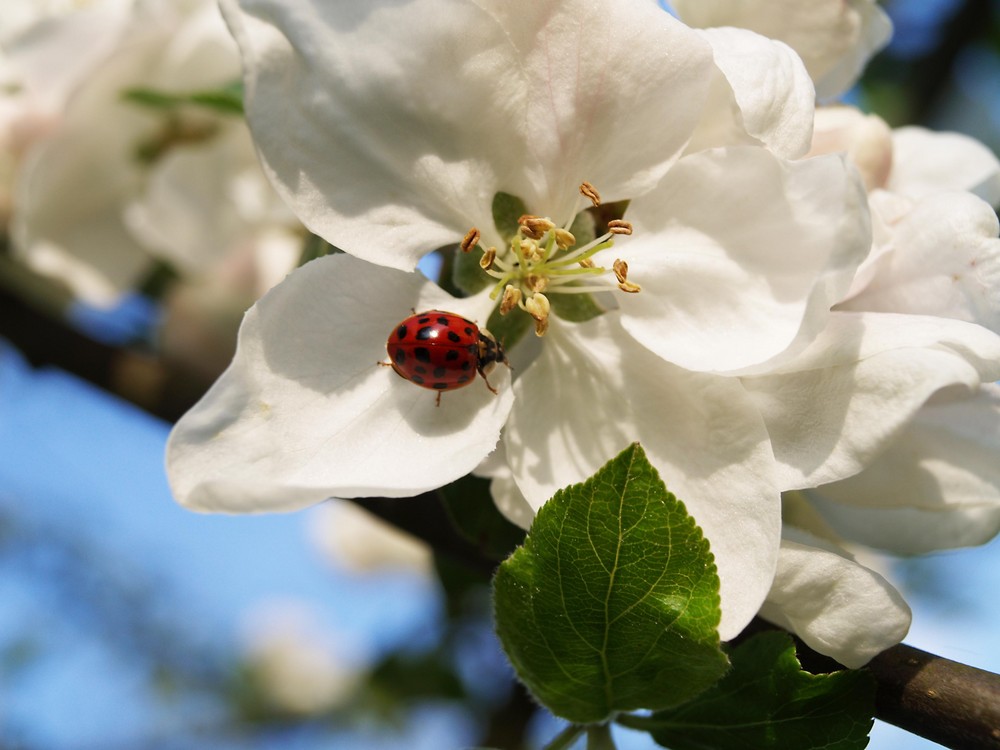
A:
386;310;508;403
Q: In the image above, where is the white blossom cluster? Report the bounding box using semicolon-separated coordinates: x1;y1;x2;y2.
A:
5;0;998;670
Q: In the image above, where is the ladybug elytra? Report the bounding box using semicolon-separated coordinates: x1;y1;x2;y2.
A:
385;310;508;403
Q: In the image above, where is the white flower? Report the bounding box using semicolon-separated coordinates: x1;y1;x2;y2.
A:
11;0;300;308
240;599;362;715
669;0;893;100
772;106;1000;554
307;500;434;576
0;0;131;227
168;0;883;641
759;528;911;669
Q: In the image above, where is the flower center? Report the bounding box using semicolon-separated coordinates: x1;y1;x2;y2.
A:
467;182;638;336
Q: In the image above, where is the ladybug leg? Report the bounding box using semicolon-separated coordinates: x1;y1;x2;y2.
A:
436;391;442;407
478;366;499;395
377;360;392;367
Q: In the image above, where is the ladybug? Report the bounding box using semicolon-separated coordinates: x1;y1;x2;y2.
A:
385;310;508;404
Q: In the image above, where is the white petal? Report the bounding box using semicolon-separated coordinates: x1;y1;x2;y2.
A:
672;0;892;99
838;192;1000;332
473;438;535;530
805;384;1000;553
808;502;1000;556
743;312;1000;490
166;254;513;512
759;529;910;669
889;126;1000;207
616;147;869;373
687;27;815;159
123;123;265;274
808;105;894;192
505;313;780;639
11;0;242;306
221;0;714;268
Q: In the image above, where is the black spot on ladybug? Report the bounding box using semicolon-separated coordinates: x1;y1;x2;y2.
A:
411;374;425;385
415;347;431;363
415;365;427;375
432;382;450;390
418;316;431;324
437;316;450;325
464;327;473;336
394;349;406;364
458;374;471;383
461;361;472;371
433;366;446;378
417;326;435;341
396;324;408;340
447;331;461;343
445;350;460;361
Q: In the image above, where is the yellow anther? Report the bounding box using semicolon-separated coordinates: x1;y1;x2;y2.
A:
461;227;481;253
578;258;595;269
500;285;522;314
480;246;497;269
526;274;549;293
525;293;551;336
554;228;576;249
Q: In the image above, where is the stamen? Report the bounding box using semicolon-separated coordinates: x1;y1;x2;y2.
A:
520;215;555;239
500;284;522;314
608;219;632;235
524;293;551;336
613;259;629;285
526;274;549;293
578;258;595;269
614;259;640;293
579;181;601;207
554;228;576;249
480;246;497;269
461;227;481;253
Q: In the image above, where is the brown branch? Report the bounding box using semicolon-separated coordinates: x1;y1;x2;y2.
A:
868;644;1000;750
5;282;1000;748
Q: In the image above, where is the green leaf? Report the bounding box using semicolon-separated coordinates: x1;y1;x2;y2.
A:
299;232;343;265
438;475;526;561
548;291;606;322
568;206;596;249
485;303;532;352
493;443;728;724
492;191;529;243
628;631;876;750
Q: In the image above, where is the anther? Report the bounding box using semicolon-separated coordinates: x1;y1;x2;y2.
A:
526;274;549;293
461;227;481;253
579;181;601;207
613;259;630;284
520;215;555;239
524;293;551;336
554;228;576;249
578;258;595;269
500;285;522;314
480;246;497;269
608;219;633;235
614;259;641;293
